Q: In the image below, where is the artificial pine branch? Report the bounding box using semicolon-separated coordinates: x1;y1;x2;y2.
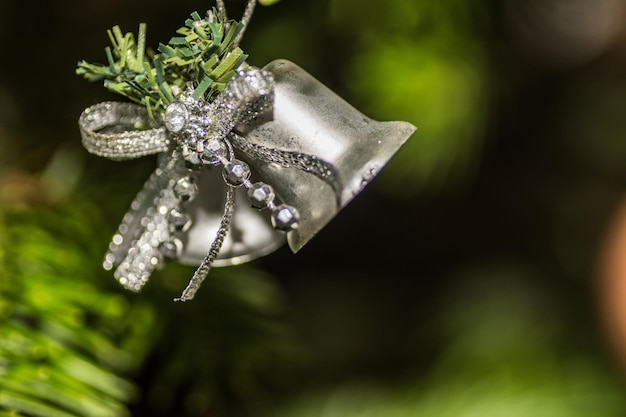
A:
76;9;248;120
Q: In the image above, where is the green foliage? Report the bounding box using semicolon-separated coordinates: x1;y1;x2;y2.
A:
269;270;626;417
0;187;302;416
76;9;248;119
141;265;304;416
0;202;157;417
328;0;490;195
348;37;488;195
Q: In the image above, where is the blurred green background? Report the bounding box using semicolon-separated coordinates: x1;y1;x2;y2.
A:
2;0;626;416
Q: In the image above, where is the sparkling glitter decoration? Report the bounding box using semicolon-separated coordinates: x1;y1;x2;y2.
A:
79;102;170;160
101;148;187;292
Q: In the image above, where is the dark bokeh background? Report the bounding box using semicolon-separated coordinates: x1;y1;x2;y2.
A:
2;0;626;416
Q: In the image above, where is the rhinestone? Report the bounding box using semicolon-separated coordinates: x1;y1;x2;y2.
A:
201;139;227;166
173;177;198;201
247;182;275;209
168;208;192;231
222;159;251;186
271;204;300;231
164;102;189;133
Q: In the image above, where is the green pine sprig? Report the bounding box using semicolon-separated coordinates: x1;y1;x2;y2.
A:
76;9;249;120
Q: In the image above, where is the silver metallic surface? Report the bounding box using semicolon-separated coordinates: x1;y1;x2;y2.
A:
238;59;417;252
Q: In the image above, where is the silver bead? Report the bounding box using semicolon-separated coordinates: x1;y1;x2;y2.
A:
222;159;251;186
200;139;227;166
271;204;300;231
247;182;275;209
164;102;189;133
168;208;192;231
173;177;198;201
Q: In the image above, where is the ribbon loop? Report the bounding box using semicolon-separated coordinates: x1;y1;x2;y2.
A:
79;101;170;160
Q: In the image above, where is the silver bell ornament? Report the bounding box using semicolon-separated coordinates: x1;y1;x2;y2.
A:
77;1;416;301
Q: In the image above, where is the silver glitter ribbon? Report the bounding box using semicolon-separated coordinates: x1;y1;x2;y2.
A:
79;102;170;160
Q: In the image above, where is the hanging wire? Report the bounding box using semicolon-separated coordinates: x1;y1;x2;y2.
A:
175;185;236;301
232;0;257;48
